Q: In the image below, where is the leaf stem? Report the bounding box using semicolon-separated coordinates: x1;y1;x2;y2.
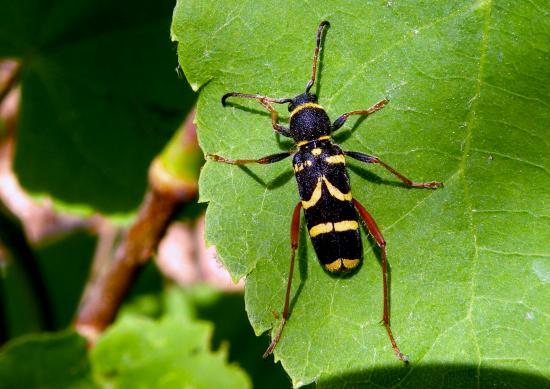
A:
75;112;201;344
0;60;20;109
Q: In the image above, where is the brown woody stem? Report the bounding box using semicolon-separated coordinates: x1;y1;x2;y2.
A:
75;113;201;344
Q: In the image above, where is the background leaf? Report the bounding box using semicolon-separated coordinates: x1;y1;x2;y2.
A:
34;230;97;328
0;287;270;388
0;228;96;339
173;0;550;387
91;286;259;389
161;286;290;389
0;331;95;388
0;0;195;215
91;315;251;389
110;286;290;388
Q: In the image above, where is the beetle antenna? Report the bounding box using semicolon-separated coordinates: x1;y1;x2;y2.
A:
305;20;330;94
221;93;291;107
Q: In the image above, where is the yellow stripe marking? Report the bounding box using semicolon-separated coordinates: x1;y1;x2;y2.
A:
309;222;333;237
301;177;322;209
295;161;313;172
325;259;342;273
297;135;331;148
342;259;360;269
311;148;322;156
324;258;360;272
322;177;353;201
334;220;359;232
325;154;345;164
290;103;324;118
309;221;358;237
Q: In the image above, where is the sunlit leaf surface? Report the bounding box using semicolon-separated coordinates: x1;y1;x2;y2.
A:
172;1;550;386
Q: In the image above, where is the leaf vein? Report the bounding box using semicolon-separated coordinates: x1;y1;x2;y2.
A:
460;2;495;387
471;148;549;174
325;2;482;108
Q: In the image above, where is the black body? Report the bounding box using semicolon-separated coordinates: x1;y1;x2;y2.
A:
291;113;362;273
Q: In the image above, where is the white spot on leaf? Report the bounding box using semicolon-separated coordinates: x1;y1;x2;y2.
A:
532;260;550;284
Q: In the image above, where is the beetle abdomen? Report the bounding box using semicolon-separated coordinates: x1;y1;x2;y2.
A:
293;140;362;273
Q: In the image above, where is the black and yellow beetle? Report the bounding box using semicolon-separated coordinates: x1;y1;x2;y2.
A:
209;21;443;361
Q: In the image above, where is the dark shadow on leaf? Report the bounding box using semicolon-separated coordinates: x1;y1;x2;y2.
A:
236;166;294;190
333;114;370;144
222;102;270;118
347;164;404;189
223;102;290;124
223;102;294;151
348;163;441;191
190;292;290;389
288;224;309;315
237;166;267;187
266;170;294;190
314;23;330;98
314;364;550;389
275;132;294;150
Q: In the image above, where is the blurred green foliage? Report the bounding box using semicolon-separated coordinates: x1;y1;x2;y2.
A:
0;286;290;388
0;0;195;215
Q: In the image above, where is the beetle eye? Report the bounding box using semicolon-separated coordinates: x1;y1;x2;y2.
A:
288;104;295;112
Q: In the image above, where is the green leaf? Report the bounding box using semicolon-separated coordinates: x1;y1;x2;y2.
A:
0;288;258;388
0;228;96;339
0;203;48;337
0;331;96;388
108;286;289;389
34;230;97;328
0;258;44;338
0;0;195;215
91;315;251;389
163;286;292;389
173;0;550;387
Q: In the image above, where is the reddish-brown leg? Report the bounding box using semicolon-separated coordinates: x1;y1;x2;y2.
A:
258;99;290;135
221;93;292;137
346;151;443;189
263;202;302;358
332;99;389;131
353;198;408;362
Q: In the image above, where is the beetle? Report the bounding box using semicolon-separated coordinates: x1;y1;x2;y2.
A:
208;21;443;361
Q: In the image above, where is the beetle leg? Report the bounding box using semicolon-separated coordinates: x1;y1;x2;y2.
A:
222;92;291;106
263;202;302;358
258;99;291;136
221;92;292;136
208;151;291;165
345;151;443;188
352;198;408;362
332;98;389;131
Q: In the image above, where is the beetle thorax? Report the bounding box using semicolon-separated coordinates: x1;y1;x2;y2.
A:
288;93;331;142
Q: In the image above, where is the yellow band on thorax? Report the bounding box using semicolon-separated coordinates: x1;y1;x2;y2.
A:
296;135;331;148
289;103;324;119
